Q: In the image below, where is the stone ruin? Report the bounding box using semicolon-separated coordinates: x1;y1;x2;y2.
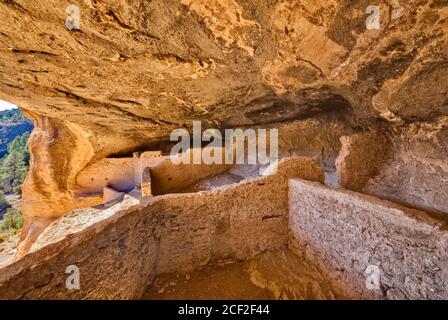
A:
78;148;235;204
2;133;448;299
0;0;447;300
82;151;165;204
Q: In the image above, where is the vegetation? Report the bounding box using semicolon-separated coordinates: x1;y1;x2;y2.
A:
0;208;23;242
0;108;33;158
0;133;28;242
0;108;31;242
0;132;30;193
0;109;26;122
0;190;9;213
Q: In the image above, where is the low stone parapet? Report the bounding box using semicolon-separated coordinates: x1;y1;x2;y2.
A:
0;156;323;299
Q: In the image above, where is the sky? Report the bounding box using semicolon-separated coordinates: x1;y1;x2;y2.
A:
0;100;18;111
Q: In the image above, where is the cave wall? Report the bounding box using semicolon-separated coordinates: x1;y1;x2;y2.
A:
335;131;390;191
365;116;448;215
0;0;446;233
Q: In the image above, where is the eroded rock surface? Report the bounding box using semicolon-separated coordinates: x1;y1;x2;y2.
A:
0;1;447;298
365;117;448;215
335;131;390;191
0;0;446;234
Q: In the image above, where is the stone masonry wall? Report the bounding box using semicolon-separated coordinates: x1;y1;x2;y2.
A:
0;204;160;299
288;179;448;300
0;157;323;299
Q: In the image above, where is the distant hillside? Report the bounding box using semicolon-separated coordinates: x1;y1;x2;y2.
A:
0;108;30;238
0;109;33;159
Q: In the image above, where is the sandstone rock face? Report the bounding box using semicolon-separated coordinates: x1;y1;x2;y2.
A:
0;1;447;299
335;131;390;191
0;0;446;235
365;117;448;215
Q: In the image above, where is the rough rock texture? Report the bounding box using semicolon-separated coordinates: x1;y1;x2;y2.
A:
0;157;323;299
0;0;446;240
289;179;448;300
365;117;448;215
335;131;390;191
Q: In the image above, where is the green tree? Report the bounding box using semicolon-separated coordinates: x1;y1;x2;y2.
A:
0;208;23;242
0;132;30;193
0;190;9;213
0;208;23;231
0;109;25;123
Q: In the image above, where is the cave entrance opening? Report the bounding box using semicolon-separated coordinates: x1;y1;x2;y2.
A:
0;99;33;263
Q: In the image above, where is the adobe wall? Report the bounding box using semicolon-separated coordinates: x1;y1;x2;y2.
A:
154;155;323;274
149;161;233;195
76;152;165;194
0;157;323;299
288;179;448;300
76;158;136;193
335;131;390;191
0;203;160;299
75;149;233;196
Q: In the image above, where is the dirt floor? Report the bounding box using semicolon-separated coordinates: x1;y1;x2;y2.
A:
144;259;275;300
143;249;350;300
181;165;263;193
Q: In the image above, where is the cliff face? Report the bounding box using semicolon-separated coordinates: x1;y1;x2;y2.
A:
0;1;446;244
